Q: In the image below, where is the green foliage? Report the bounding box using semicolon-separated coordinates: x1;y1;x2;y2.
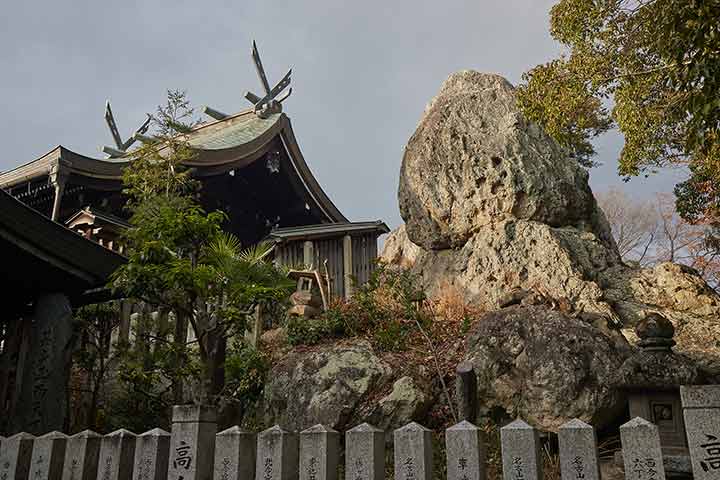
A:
105;312;201;431
286;263;429;351
285;312;346;346
71;303;121;431
223;341;269;405
111;90;293;404
518;0;720;222
72;303;119;373
121;90;200;207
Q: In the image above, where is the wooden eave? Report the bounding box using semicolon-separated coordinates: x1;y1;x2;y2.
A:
65;208;131;230
0;189;126;305
267;221;390;242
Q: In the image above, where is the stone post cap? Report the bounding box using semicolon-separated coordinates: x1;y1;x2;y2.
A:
620;416;657;431
501;419;533;431
171;405;217;423
38;431;68;439
394;422;431;434
139;428;170;437
446;420;480;431
300;424;338;434
559;418;593;430
217;426;253;436
455;361;475;374
70;429;102;438
347;423;383;433
680;384;720;408
105;428;136;437
258;425;293;436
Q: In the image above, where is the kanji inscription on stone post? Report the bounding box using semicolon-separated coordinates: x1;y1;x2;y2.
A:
682;385;720;479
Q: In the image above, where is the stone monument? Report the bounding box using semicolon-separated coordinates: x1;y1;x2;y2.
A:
615;313;702;476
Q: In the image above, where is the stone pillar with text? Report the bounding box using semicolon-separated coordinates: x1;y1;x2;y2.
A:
167;406;217;480
12;293;74;434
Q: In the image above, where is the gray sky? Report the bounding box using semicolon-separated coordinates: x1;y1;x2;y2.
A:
0;0;685;229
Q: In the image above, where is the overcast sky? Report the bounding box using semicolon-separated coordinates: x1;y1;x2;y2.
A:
0;0;686;229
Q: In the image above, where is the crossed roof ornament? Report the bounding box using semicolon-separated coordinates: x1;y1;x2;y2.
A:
101;41;292;158
204;40;292;121
101;102;153;158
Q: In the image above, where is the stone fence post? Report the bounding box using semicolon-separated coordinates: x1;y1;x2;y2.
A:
393;422;433;480
255;426;298;480
300;425;339;480
96;429;136;480
345;423;384;480
62;430;102;480
558;419;600;480
31;431;68;480
214;427;255;480
446;420;486;480
500;420;541;480
619;417;666;480
167;406;217;480
0;432;35;480
681;385;720;478
133;428;170;480
455;362;478;423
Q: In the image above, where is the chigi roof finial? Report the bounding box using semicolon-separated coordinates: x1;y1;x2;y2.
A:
101;101;153;158
202;40;292;121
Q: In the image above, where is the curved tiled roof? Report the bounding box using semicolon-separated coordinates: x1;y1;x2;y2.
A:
189;112;280;150
0;110;347;222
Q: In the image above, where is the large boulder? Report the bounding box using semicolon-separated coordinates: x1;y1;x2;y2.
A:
464;304;630;432
383;70;720;370
399;71;615;251
253;341;433;431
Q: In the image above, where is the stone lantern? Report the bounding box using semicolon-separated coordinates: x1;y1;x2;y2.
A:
615;313;705;477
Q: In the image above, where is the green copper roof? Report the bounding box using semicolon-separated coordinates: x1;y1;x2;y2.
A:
188;113;280;150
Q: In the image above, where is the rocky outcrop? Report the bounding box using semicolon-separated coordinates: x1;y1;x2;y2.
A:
385;219;620;324
254;341;432;431
383;70;720;368
399;71;616;251
464;304;630;432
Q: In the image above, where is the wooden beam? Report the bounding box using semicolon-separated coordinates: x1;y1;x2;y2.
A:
343;235;353;299
49;161;68;222
303;240;314;269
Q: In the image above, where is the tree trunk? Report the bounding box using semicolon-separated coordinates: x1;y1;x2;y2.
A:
200;327;226;405
172;311;188;404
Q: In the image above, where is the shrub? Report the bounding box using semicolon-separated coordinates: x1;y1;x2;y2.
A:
224;341;269;405
286;263;431;351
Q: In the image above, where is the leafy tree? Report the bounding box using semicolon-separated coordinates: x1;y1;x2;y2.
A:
71;303;121;430
517;0;720;221
111;90;293;405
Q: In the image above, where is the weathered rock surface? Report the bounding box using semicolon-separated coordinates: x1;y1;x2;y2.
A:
399;71;615;251
383;70;720;370
253;341;431;432
385;219;620;323
366;376;430;430
464;305;630;432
